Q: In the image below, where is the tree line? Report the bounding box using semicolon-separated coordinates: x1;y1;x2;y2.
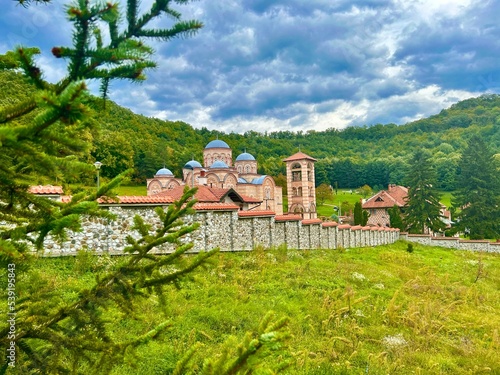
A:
2;73;500;189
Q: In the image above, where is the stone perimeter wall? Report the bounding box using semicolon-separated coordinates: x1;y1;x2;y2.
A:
41;205;400;256
402;233;500;253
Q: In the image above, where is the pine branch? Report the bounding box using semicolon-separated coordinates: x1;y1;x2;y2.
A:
137;20;203;41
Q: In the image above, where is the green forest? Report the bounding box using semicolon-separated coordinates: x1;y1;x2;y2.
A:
1;69;499;190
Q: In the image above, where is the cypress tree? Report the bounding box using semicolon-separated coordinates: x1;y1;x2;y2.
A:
388;204;405;230
353;201;362;225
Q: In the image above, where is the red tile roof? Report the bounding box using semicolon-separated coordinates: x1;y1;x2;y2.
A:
155;185;261;204
156;185;223;202
239;194;262;203
193;202;239;211
29;185;63;195
238;210;275;217
283;152;317;162
98;196;176;205
362;185;408;209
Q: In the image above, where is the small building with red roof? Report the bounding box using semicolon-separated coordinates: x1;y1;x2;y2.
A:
363;184;452;230
362;184;408;227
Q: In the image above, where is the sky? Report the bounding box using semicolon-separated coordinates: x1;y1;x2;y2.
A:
1;0;499;134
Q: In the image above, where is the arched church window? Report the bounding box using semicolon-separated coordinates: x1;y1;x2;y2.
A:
265;187;271;199
291;163;302;181
294;206;304;213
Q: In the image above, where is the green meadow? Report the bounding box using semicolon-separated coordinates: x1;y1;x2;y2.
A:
18;241;500;374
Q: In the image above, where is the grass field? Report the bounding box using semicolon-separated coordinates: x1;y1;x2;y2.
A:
115;185;147;196
17;241;500;374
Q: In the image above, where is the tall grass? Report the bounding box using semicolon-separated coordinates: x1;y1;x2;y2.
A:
17;242;500;374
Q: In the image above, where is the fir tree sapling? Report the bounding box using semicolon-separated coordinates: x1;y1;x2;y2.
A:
1;1;289;373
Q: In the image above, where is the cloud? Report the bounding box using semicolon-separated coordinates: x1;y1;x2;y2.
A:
1;0;498;133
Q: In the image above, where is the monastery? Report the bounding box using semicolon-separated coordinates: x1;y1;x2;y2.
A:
146;139;318;219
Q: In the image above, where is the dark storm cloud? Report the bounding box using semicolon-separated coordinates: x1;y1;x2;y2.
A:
394;0;500;92
0;0;495;132
144;0;405;126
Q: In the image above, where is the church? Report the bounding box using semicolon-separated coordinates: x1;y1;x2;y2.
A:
146;139;319;218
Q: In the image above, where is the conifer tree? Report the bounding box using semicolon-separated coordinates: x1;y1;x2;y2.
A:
1;1;290;372
454;136;500;239
353;201;369;226
388;204;405;230
404;150;445;234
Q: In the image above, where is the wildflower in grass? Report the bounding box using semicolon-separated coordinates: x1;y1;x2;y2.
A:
382;334;408;349
373;283;385;290
351;272;366;281
355;309;365;317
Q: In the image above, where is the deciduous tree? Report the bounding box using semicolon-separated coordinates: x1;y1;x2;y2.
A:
316;183;333;206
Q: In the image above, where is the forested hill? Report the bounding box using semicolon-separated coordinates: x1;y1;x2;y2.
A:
1;70;499;189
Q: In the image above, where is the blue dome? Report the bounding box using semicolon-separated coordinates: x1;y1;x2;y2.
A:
210;160;229;168
205;139;230;149
184;160;202;169
238;177;248;183
251;175;267;185
235;152;256;161
156;167;173;176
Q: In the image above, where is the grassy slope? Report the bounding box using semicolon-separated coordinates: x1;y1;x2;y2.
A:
23;242;500;374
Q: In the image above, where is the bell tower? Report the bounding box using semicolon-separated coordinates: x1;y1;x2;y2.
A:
283;151;317;219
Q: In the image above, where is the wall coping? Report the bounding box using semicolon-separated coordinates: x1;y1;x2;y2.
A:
338;224;351;230
302;218;323;225
238;210;275;218
431;237;459;241
459;239;491;244
275;214;302;222
322;222;339;227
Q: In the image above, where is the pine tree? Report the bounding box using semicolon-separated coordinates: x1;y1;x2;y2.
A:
1;1;289;372
454;136;500;239
404;150;446;234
